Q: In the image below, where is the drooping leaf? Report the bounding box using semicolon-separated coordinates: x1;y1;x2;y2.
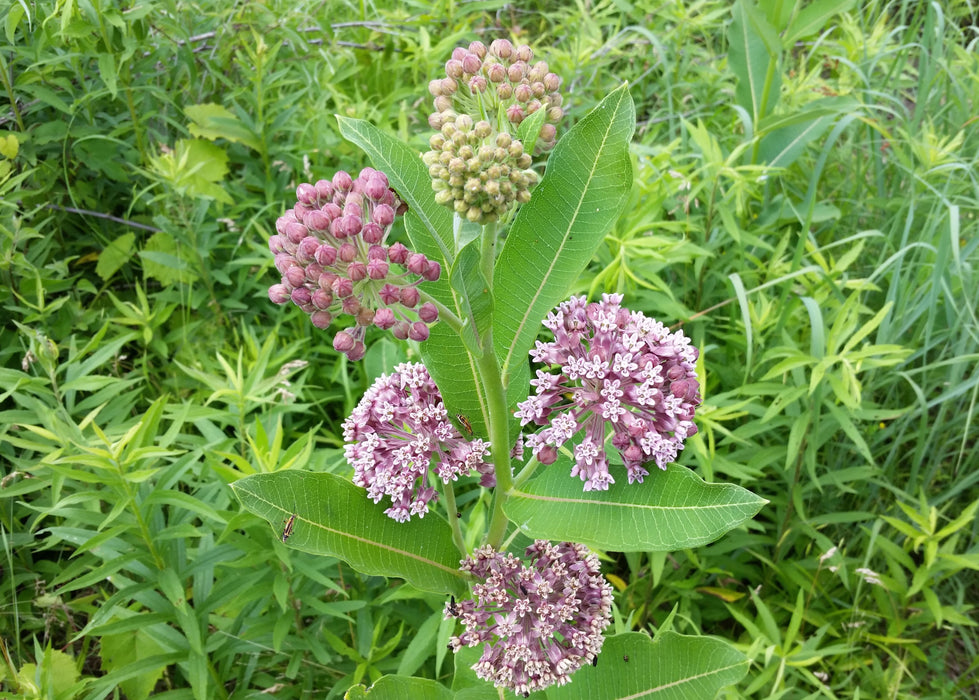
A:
728;0;781;127
231;471;468;596
346;675;453;700
504;461;766;552
185;103;262;151
494;84;635;387
785;0;859;44
96;232;136;281
545;631;748;699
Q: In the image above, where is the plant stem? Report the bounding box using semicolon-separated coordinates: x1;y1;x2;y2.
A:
477;334;513;550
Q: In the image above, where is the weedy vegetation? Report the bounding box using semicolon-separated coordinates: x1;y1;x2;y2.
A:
1;0;977;698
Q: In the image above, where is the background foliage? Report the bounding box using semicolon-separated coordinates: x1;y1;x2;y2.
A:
2;0;977;697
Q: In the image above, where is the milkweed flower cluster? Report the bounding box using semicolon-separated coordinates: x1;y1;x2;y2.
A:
446;540;613;695
516;293;701;491
268;168;441;361
342;362;493;522
423;40;564;223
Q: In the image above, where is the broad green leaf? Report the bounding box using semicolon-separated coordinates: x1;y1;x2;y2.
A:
336;116;453;264
231;471;468;596
449;241;493;359
546;632;748;699
185;103;262;151
758;114;835;169
96;232;136;281
785;0;858;44
98;52;118;98
494;84;635;386
505;461;766;552
100;629;167;700
728;0;781;126
346;676;453;700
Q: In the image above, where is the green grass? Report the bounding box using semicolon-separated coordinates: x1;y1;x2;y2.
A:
2;0;977;697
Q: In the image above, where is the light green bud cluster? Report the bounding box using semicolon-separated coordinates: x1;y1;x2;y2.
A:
422;114;537;224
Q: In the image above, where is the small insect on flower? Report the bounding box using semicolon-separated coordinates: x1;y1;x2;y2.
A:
456;413;474;436
282;513;297;542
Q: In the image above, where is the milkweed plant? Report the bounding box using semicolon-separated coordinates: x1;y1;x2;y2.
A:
232;39;766;698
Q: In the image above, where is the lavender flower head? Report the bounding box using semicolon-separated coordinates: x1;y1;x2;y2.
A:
268;168;441;361
516;293;701;491
446;540;613;695
342;362;493;522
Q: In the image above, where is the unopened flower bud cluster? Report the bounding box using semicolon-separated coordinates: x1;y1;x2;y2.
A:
268;168;441;361
424;40;564;223
446;541;612;695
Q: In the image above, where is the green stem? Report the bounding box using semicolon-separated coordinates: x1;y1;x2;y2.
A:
477;336;513;550
480;220;498;285
442;481;467;556
511;454;541;490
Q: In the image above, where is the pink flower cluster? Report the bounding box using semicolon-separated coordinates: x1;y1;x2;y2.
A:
342;362;493;522
446;540;613;695
516;293;701;490
268;168;441;361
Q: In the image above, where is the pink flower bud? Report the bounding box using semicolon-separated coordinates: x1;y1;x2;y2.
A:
469;75;488;93
374;308;396;329
365;176;388;201
333;170;353;191
290;287;312;306
304;209;330;232
332;277;353;298
362;222;384;244
338;243;357;263
367;245;386;261
315;244;337;266
268;234;286;254
451;47;467;61
544;72;561;92
275;213;294;235
490;39;513;60
429;78;443;97
468;41;487;58
486;62;506;83
347;341;366;362
348;261;368;281
339;215;361;237
333;330;356;353
341;296;361;315
506;105;525;124
388;242;409;264
273;253;295;275
285;222;308;244
392;321;410;340
515;44;533;62
268;284;291;304
407;253;428;275
296;182;317;205
293;203;310;219
379;284;401;305
446;58;464;78
372;203;395;227
424;261;441;281
515;84;533;103
418;302;438;323
310;310;332;329
537;445;558;465
285;266;307;287
408;322;430;341
318;271;338;289
315;179;335;200
440;77;457;95
400;286;420;308
367;259;389;279
297;236;319;264
540;123;557;142
305;262;323;280
311;288;332;309
497;83;512;100
462;53;482;75
323;202;342;220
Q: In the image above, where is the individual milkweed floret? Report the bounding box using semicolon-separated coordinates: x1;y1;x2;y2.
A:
267;168;441;360
445;540;613;695
515;293;701;490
